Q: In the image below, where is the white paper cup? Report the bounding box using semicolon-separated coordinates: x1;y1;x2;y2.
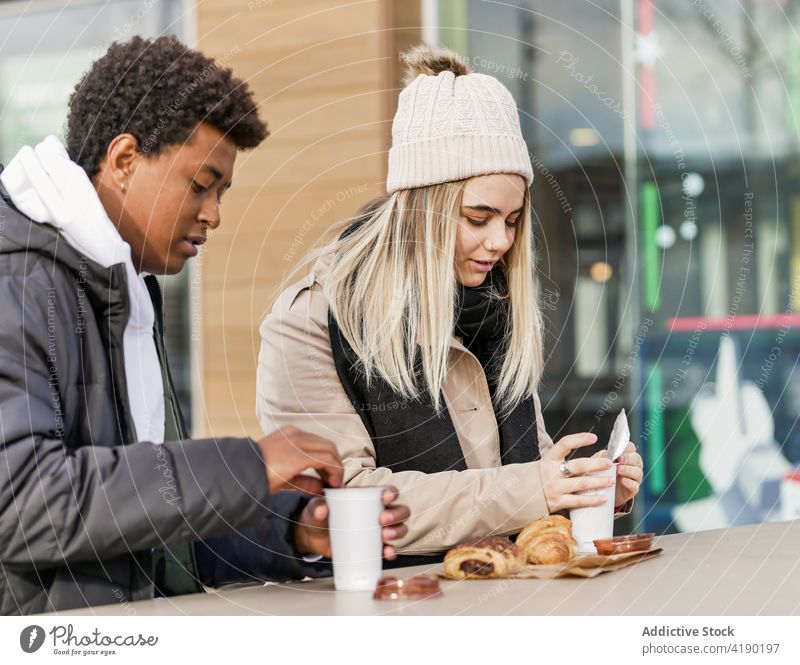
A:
323;486;386;592
569;463;617;554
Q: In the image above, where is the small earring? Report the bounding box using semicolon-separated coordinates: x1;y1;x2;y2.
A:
120;182;126;192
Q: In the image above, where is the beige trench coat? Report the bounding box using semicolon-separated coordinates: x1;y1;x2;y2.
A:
257;254;624;555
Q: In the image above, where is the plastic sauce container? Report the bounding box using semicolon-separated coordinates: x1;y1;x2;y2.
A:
593;533;655;555
373;575;443;601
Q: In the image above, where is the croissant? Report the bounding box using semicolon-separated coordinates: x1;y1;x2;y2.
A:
443;536;524;579
516;515;578;565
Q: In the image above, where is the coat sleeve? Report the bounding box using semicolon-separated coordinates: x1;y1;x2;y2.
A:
256;281;554;556
0;266;277;569
195;491;331;587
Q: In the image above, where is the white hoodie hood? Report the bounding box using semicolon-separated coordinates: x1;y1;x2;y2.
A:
1;135;165;444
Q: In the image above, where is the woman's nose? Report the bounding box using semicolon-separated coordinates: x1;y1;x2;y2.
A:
484;220;511;252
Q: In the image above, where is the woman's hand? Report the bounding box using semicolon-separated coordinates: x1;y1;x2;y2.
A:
595;441;643;507
293;486;410;560
540;433;615;513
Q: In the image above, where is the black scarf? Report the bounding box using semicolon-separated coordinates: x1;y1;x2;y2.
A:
329;268;539;474
454;270;508;394
455;269;539;463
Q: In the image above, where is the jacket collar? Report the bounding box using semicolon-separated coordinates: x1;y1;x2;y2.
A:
0;168;129;308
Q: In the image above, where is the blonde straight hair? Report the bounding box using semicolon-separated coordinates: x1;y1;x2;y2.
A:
310;180;543;414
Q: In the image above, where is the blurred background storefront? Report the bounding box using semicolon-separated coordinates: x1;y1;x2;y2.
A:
439;0;800;534
1;0;798;534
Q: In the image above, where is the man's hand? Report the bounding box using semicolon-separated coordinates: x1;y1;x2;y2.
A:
293;486;410;560
256;426;344;495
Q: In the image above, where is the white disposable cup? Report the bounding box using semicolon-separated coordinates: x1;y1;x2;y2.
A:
323;486;386;591
569;463;617;554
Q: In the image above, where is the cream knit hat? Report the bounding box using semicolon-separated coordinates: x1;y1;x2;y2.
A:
387;45;533;194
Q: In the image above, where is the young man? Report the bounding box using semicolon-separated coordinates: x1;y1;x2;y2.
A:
0;35;408;615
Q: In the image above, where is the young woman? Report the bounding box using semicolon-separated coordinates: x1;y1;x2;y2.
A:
257;46;643;558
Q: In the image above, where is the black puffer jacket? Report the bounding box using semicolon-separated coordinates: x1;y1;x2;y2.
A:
0;177;320;615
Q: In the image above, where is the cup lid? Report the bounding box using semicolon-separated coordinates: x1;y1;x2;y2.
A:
323;485;388;495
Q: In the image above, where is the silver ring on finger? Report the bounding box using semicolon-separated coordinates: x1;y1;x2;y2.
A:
560;461;574;478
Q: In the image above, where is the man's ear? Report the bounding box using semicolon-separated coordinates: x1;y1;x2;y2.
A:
103;133;141;191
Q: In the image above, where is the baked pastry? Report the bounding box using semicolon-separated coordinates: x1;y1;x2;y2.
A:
516;515;578;565
443;536;524;579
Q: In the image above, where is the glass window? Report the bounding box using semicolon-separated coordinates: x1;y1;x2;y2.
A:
0;0;194;427
447;0;800;533
443;0;628;443
637;0;800;533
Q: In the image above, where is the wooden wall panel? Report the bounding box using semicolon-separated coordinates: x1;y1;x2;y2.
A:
194;1;420;437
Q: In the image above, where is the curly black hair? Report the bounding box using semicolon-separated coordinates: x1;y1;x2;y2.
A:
66;35;268;179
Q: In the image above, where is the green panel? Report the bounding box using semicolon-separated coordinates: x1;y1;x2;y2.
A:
641;181;661;312
669;407;712;503
438;0;470;56
646;363;666;494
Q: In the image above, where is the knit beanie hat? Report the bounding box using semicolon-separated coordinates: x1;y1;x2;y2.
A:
387;45;533;194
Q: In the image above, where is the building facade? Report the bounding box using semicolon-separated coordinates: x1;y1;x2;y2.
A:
1;0;798;533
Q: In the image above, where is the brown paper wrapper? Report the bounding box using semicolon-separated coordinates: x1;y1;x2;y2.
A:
438;548;663;580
